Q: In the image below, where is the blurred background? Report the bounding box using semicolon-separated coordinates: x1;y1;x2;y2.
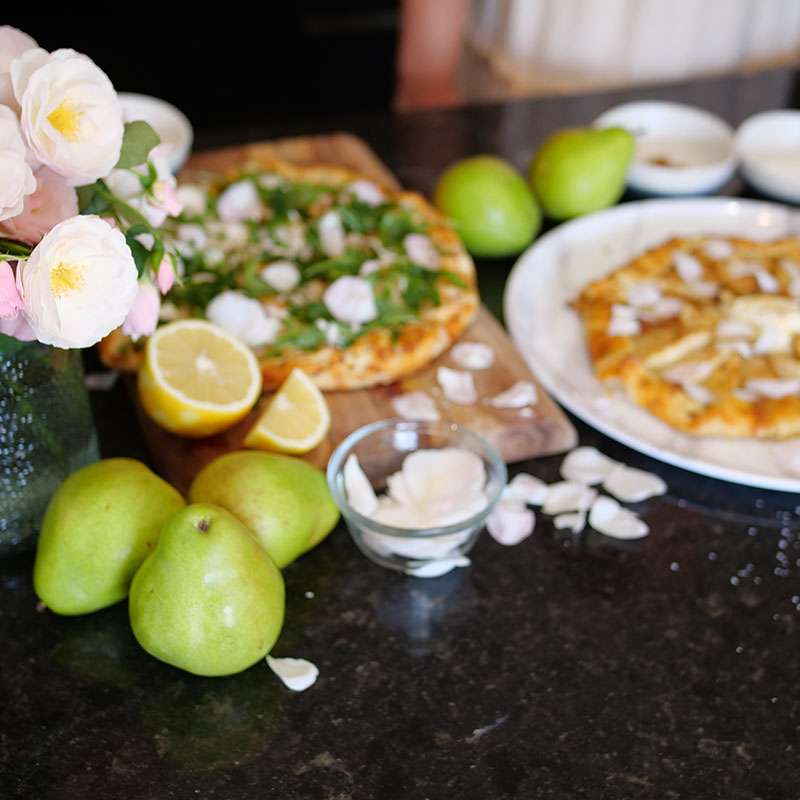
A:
8;1;800;128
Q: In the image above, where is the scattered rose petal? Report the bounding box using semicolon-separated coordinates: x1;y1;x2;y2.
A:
589;496;649;540
560;447;618;485
451;341;494;370
554;510;587;534
319;210;346;257
488;381;538;409
437;366;477;405
349;179;384;206
602;464;667;503
261;260;300;292
502;473;548;506
359;258;381;276
404;233;439;269
266;656;318;691
344;454;378;517
542;482;597;515
486;502;535;545
402;448;485;506
391;391;440;422
323;276;377;326
405;555;470;578
217;180;261;223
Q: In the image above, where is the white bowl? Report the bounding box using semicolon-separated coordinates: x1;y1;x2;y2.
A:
594;101;736;196
118;92;193;173
736;110;800;204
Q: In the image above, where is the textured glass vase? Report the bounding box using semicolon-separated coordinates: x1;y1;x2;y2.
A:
0;339;99;555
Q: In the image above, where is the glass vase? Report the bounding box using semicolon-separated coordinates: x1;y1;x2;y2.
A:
0;338;99;555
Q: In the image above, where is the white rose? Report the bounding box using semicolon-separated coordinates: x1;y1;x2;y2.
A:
0;104;35;221
19;215;138;348
0;26;37;109
11;48;123;185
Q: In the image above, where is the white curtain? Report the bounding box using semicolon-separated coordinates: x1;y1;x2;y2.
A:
470;0;800;91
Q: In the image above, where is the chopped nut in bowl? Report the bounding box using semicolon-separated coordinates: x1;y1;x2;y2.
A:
326;420;507;577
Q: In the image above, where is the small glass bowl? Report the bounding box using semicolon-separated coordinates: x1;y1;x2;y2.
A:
327;419;507;575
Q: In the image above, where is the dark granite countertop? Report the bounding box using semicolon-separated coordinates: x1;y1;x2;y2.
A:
3;70;800;800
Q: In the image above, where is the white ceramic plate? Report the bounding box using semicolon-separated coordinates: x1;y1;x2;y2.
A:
118;92;193;173
504;198;800;492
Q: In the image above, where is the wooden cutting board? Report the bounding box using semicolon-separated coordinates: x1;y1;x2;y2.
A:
130;133;576;494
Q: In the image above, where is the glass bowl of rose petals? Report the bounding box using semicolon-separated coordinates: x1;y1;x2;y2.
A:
327;419;507;577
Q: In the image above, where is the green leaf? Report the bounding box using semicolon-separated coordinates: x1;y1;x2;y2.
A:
240;260;275;298
378;208;418;244
0;238;32;258
289;300;330;324
112;196;150;228
0;332;28;354
125;230;150;277
76;181;113;216
115;120;161;170
270;325;325;353
338;200;381;234
303;249;366;281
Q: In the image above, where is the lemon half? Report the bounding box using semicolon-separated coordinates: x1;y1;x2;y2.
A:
138;320;262;437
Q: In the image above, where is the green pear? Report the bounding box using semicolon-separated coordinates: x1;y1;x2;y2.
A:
34;458;184;615
434;155;541;257
189;451;339;568
529;126;634;220
129;503;285;677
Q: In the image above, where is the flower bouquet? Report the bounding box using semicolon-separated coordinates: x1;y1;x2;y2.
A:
0;25;183;553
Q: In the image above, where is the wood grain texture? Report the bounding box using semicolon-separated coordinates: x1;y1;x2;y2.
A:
131;133;576;493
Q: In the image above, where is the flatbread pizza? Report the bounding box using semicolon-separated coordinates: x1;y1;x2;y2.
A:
573;235;800;439
100;158;478;390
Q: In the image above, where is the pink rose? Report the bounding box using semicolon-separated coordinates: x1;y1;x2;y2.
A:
0;313;35;341
0;167;78;245
0;261;23;318
155;256;175;294
122;282;160;340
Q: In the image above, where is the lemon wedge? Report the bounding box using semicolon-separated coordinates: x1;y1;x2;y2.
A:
138;320;262;437
244;368;330;454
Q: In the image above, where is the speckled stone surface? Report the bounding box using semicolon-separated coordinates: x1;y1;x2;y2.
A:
3;70;800;800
